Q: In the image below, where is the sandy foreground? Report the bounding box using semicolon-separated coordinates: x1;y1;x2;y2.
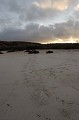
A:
0;50;79;120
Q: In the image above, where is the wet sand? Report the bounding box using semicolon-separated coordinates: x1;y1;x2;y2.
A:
0;50;79;120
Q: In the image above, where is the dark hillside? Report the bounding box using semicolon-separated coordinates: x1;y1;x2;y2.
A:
0;41;79;50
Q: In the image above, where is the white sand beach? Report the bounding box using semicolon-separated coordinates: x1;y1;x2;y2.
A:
0;50;79;120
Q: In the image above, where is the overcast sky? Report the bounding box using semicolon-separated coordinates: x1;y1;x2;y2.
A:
0;0;79;43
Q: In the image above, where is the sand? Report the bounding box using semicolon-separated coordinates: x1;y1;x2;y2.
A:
0;50;79;120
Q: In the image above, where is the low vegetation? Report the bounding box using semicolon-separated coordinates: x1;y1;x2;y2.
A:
0;41;79;51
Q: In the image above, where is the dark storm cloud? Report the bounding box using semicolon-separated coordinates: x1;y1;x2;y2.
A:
0;24;54;42
0;20;79;43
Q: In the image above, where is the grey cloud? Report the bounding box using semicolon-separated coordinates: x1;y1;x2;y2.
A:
0;0;77;29
19;1;59;22
0;0;79;43
0;0;61;29
73;11;79;21
0;24;54;42
0;20;79;43
53;20;79;39
8;0;22;12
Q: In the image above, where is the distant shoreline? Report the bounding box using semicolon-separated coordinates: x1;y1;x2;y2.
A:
0;41;79;50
